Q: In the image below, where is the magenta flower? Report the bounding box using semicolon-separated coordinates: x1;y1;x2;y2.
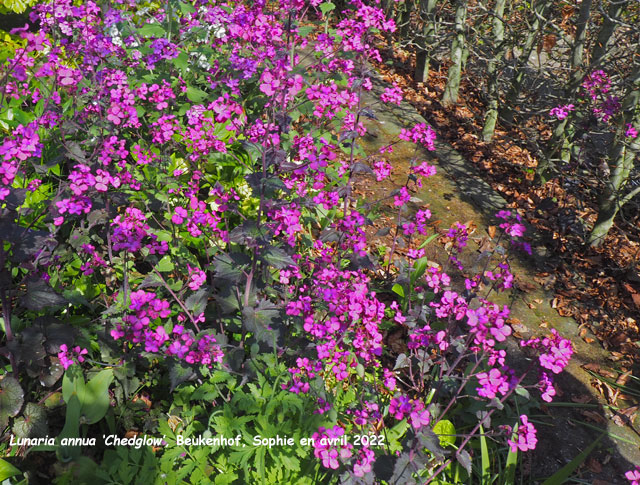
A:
312;426;352;470
57;344;88;370
187;265;206;291
626;467;640;485
372;159;392;181
508;415;537;452
393;186;410;207
626;124;638;139
476;368;511;399
549;104;574;120
380;84;403;105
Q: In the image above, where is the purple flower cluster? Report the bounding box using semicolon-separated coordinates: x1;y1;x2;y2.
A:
399;123;436;151
57;344;88;370
507;415;537;452
582;70;620;122
549;104;574;120
389;395;431;429
312;426;353;470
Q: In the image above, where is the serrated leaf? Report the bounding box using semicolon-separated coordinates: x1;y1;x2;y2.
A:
228;221;263;245
21;280;67;311
178;2;196;15
185;288;209;313
456;449;472;475
418;428;446;461
172;52;189;72
262;247;295;269
297;26;314;37
156;255;174;272
350;162;374;175
138;23;165;37
373;454;396;481
0;377;24;418
66;142;87;163
169;361;196;392
12;403;47;438
139;272;164;289
319;2;336;14
0;223;51;263
390;453;418;484
212;252;249;284
394;353;409;370
242;299;281;348
2;188;26;211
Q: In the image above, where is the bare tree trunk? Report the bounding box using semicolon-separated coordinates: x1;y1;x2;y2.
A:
397;0;414;39
414;0;438;83
588;64;640;247
500;0;549;125
590;0;629;68
536;0;593;183
482;0;506;142
442;0;467;106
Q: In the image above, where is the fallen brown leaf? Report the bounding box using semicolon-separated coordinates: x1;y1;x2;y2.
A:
581;410;606;424
586;457;602;474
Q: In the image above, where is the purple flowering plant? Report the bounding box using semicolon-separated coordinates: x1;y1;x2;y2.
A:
0;0;574;482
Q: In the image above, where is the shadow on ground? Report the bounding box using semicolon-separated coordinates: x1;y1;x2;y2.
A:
352;72;640;483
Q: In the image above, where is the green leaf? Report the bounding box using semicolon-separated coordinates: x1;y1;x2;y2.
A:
157;255;174;272
83;369;114;424
418;233;439;249
62;367;113;425
410;257;429;285
178;1;196;14
186;86;208;103
319;2;335;14
0;458;21;481
541;434;604;485
515;385;530;400
1;0;29;13
433;419;456;448
0;376;24;419
57;394;81;462
172;52;189;72
479;425;491;482
138;23;166;37
214;471;238;484
297;26;314;37
504;423;519;485
392;283;405;298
